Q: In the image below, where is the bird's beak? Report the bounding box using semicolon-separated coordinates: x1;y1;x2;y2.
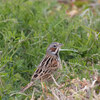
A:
59;43;63;47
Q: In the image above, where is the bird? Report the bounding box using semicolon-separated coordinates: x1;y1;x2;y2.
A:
20;42;63;92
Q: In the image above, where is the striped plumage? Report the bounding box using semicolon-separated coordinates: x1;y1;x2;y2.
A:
20;42;63;92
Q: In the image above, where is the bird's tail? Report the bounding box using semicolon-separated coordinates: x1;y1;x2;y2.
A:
20;81;34;92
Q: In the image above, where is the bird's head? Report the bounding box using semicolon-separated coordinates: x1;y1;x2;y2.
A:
47;42;63;56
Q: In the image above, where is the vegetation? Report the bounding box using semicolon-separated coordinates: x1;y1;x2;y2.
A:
0;0;100;100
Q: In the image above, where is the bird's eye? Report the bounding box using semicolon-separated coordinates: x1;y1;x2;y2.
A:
53;45;56;48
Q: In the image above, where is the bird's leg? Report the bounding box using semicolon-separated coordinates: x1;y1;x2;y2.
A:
44;82;48;94
41;80;49;96
51;74;60;87
41;79;45;93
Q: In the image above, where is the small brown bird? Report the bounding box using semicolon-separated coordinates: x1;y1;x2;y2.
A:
20;42;63;92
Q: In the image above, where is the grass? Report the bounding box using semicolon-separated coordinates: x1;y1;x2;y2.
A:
0;0;100;100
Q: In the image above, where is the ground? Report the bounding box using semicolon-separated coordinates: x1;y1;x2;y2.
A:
0;0;100;100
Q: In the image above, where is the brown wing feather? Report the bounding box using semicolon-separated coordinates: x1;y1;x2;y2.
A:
31;55;59;81
31;56;50;81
